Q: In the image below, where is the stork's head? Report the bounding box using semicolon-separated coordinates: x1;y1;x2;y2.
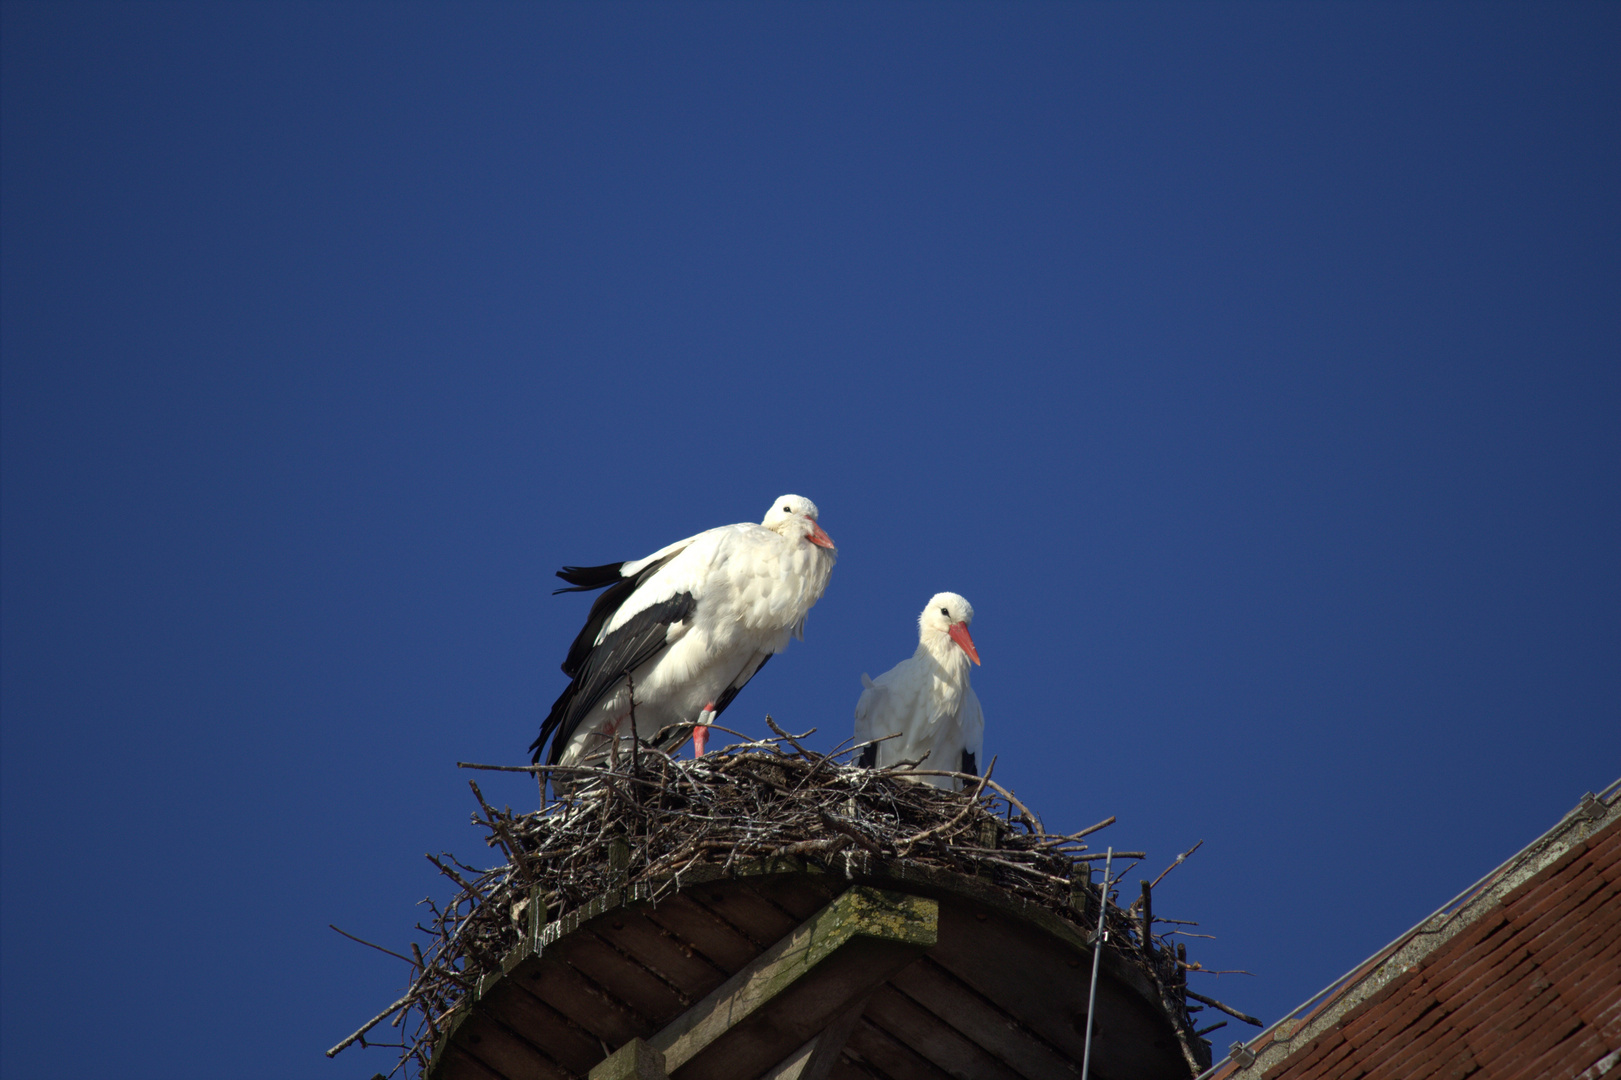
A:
763;494;835;550
920;592;980;665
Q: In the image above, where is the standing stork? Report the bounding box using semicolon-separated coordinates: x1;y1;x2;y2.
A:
854;592;984;790
531;495;836;770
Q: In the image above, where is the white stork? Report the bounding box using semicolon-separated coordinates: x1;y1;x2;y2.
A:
531;495;836;770
853;592;984;790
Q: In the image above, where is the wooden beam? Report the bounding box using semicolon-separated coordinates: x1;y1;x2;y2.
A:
588;1037;668;1080
647;886;937;1080
757;995;871;1080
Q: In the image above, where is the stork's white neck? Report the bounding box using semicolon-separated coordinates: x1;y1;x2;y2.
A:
914;629;972;714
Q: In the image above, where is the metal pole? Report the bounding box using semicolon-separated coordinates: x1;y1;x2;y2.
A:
1081;846;1113;1080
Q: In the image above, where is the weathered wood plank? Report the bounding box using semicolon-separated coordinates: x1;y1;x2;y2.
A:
688;882;803;946
857;860;1165;1010
480;975;602;1074
923;898;1184;1080
862;985;1026;1080
843;1016;954;1080
561;930;690;1023
453;1010;573;1080
827;1056;885;1080
641;892;763;974
588;907;730;1002
743;872;843;922
758;994;871;1080
522;950;650;1049
442;1040;511;1080
887;956;1081;1078
650;887;937;1080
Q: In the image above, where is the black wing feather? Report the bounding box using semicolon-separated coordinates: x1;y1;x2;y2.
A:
961;749;977;777
531;590;696;764
556;551;681;678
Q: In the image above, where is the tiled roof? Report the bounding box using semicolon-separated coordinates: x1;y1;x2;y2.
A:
1266;815;1619;1080
1208;783;1620;1080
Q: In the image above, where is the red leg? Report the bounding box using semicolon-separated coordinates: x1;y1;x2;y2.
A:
693;702;716;757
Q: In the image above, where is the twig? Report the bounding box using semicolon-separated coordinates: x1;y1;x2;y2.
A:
1185;990;1263;1026
763;715;818;759
832;732;903;759
899;758;994;854
329;925;416;965
1148;839;1204;891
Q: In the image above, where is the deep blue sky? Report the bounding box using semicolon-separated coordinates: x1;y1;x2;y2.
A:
3;3;1617;1077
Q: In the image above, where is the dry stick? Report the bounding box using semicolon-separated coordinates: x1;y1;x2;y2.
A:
457;762;669;792
1069;815;1118;841
1147;951;1206;1075
1031;815;1117;848
467;781;527;879
327;989;423;1057
682;721;759;744
329;924;417;966
816;811;886;856
1186;990;1264;1026
899;760;995;854
898;770;1045;834
763;715;819;759
425;854;481;898
1148;839;1204;891
1109;860;1141;888
974;854;1077;886
833;731;904;760
822;733;861;756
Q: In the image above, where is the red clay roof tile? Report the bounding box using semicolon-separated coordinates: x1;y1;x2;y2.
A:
1251;817;1620;1080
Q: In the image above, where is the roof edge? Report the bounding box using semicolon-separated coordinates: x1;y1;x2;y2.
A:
1201;777;1621;1080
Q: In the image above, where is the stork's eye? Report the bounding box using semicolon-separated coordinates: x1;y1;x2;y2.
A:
940;607;950;617
782;505;791;513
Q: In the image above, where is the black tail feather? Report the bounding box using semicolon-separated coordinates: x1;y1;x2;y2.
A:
553;562;626;594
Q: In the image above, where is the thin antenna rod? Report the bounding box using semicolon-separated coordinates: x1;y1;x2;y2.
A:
1081;846;1113;1080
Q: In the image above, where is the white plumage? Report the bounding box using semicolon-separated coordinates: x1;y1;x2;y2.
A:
853;592;984;790
532;495;836;769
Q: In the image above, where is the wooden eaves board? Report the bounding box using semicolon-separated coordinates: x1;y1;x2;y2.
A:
426;856;1194;1080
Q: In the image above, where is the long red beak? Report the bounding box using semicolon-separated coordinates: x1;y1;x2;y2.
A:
947;621;981;665
807;521;835;549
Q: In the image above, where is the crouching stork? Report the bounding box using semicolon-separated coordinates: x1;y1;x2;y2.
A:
853;592;984;790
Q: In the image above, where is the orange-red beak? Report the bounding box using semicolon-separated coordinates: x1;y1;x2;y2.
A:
807;521;835;549
947;621;981;665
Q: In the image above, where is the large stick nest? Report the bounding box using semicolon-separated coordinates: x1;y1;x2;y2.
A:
330;723;1236;1078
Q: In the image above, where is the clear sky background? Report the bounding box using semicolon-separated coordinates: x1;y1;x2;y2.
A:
2;3;1617;1077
